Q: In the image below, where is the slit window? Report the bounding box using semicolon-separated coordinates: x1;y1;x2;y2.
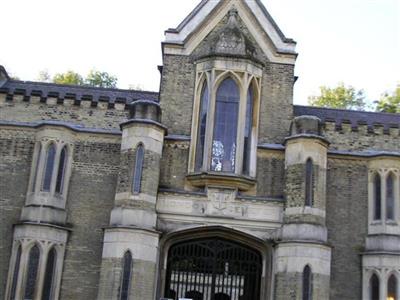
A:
388;274;398;300
373;174;382;221
370;273;380;300
42;144;56;191
119;251;133;300
42;248;57;300
195;81;209;171
24;245;40;300
55;146;68;194
132;144;144;194
302;265;312;300
386;173;395;220
10;245;21;300
305;158;313;206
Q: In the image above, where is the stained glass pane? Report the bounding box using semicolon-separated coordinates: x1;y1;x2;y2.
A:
243;85;254;175
302;265;312;300
24;245;40;300
370;274;379;300
120;251;133;300
386;173;394;220
42;144;56;192
211;78;239;173
55;147;67;194
132;145;144;193
374;174;381;220
195;81;209;171
10;246;21;300
42;248;57;300
388;274;398;300
305;159;313;207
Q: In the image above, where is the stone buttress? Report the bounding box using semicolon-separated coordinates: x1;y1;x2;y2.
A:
97;100;166;300
274;116;332;299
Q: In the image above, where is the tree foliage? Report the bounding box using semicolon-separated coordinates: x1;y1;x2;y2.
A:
308;83;366;110
375;84;400;113
38;69;118;88
53;70;84;85
85;69;117;88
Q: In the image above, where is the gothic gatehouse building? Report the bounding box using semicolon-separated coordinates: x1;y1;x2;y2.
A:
0;0;399;299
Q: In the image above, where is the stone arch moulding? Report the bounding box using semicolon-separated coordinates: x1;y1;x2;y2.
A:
157;225;273;300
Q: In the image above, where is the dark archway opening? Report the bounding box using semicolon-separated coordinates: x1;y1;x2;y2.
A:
164;237;262;300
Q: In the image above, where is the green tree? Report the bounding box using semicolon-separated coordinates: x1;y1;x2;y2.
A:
53;70;84;85
308;83;366;110
85;69;117;88
375;85;400;113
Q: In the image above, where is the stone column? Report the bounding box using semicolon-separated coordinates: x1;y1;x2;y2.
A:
97;100;166;300
274;116;331;300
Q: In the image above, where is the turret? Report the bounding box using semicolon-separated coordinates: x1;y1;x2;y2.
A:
97;100;166;300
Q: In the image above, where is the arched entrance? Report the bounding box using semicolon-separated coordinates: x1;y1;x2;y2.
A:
164;237;262;300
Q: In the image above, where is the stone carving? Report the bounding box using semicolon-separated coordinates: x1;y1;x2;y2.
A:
211;9;256;57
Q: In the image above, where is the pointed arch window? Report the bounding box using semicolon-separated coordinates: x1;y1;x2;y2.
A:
305;158;314;207
10;245;21;300
243;84;254;175
302;265;312;300
373;173;382;221
388;274;398;300
55;146;68;194
370;273;380;300
42;247;57;300
386;173;395;221
195;81;209;171
132;144;144;194
24;245;40;300
119;251;133;300
211;77;240;172
42;144;56;191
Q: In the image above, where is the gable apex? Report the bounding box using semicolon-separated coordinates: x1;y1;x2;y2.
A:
164;0;297;64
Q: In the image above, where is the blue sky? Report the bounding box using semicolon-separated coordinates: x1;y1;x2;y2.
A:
1;0;399;105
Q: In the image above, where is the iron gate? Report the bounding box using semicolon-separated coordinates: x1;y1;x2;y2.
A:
164;237;262;300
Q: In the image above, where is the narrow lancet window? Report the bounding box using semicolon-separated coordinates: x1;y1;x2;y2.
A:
132;144;144;194
305;158;313;206
195;81;209;171
42;248;57;300
55;146;68;194
119;251;133;300
10;245;21;300
31;143;42;192
42;144;56;191
386;173;395;221
243;85;254;175
388;274;398;300
370;274;380;300
24;245;40;300
302;265;312;300
211;78;239;172
373;174;382;220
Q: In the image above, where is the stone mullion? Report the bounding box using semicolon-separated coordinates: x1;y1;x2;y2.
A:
203;68;216;171
235;72;247;175
188;71;205;173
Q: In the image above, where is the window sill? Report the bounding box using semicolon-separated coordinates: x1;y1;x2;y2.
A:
186;171;256;191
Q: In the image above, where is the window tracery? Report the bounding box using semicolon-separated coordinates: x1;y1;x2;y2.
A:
189;59;262;184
